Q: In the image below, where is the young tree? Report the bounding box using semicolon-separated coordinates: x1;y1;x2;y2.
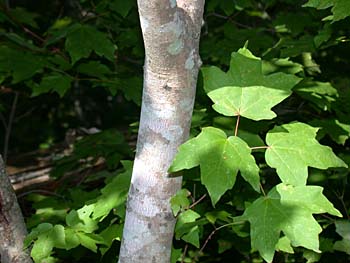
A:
0;156;32;263
118;1;205;262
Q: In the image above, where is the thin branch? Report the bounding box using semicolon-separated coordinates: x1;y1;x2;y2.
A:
0;5;45;45
22;26;45;43
205;12;229;20
198;221;245;256
3;92;18;164
234;115;240;136
334;188;350;219
320;214;336;222
181;244;188;263
14;107;36;123
188;194;207;210
17;189;66;200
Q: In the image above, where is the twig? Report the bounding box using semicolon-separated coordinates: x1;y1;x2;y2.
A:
234;115;240;136
22;27;45;43
334;188;350;219
0;4;45;45
198;221;245;256
14;107;36;123
3;92;18;164
17;189;66;200
181;244;188;263
188;194;207;210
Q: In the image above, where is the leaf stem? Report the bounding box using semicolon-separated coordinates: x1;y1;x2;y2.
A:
234;115;240;136
250;146;270;150
260;183;267;197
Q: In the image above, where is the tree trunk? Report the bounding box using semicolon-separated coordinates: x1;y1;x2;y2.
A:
0;156;32;263
118;1;205;262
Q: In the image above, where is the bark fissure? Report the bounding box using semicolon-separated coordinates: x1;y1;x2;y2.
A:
118;0;205;262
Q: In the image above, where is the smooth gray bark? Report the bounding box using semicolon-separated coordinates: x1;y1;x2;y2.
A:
118;0;205;262
0;156;32;263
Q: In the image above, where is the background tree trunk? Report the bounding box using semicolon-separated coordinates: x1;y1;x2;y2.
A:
118;1;205;262
0;156;32;263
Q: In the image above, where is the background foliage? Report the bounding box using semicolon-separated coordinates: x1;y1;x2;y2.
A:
0;0;349;262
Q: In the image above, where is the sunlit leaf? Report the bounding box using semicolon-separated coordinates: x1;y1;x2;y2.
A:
170;127;260;205
265;122;347;185
243;183;341;262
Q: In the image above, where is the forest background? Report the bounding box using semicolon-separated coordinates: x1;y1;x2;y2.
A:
0;0;349;262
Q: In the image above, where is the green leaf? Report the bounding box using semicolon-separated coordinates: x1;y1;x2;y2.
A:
208;85;292;121
175;210;201;247
171;189;191;216
303;0;350;21
32;73;72;97
314;23;332;48
202;49;300;93
26;224;66;262
171;247;182;263
279;36;316;57
243;183;342;263
169;127;260;205
48;55;72;71
104;77;143;106
0;46;46;83
265;122;347;186
24;223;53;248
205;210;232;224
65;24;115;64
92;161;132;219
109;1;135;17
77;61;112;78
64;228;80;249
310;119;350;145
262;58;304;75
303;250;321;263
66;204;98;233
1;32;43;52
76;232;105;252
25;194;70;229
9;7;39;28
334;220;350;254
99;224;123;255
276;236;294;254
294;79;338;111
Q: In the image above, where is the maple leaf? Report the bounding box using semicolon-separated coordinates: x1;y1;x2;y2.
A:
65;24;115;64
202;47;300;93
265;122;347;186
169;127;260;205
208;85;291;121
202;48;300;121
334;220;350;255
304;0;350;21
243;183;342;262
